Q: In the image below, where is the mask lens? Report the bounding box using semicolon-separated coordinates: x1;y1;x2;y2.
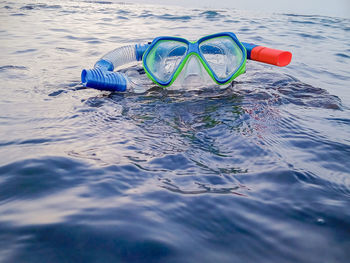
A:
199;36;243;81
144;40;188;84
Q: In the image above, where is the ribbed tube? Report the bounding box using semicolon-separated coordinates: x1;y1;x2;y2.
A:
82;43;152;92
99;45;137;70
81;68;127;92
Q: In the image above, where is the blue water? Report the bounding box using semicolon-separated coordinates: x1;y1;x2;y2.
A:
1;0;350;262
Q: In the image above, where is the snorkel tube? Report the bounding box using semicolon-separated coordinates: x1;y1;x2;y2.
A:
81;44;148;92
81;37;292;92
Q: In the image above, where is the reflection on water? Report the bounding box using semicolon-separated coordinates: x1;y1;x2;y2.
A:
1;0;350;262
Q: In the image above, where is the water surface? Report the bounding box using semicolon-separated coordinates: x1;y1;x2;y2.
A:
0;0;350;262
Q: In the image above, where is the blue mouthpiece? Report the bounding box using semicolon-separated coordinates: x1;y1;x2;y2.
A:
81;67;127;92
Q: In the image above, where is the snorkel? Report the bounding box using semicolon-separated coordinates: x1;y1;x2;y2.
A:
81;32;292;92
81;44;148;92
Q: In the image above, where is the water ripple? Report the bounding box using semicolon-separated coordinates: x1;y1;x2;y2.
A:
20;4;62;10
156;14;192;21
0;65;27;71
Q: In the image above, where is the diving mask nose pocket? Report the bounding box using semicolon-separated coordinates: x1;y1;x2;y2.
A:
173;54;213;88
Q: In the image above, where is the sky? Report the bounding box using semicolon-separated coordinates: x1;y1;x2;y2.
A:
125;0;350;19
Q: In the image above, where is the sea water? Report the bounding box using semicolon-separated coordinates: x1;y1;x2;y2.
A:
0;0;350;262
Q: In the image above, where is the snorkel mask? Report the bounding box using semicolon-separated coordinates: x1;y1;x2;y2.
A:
143;32;246;89
81;32;292;92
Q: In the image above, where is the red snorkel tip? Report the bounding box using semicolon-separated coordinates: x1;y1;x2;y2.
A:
251;46;292;67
